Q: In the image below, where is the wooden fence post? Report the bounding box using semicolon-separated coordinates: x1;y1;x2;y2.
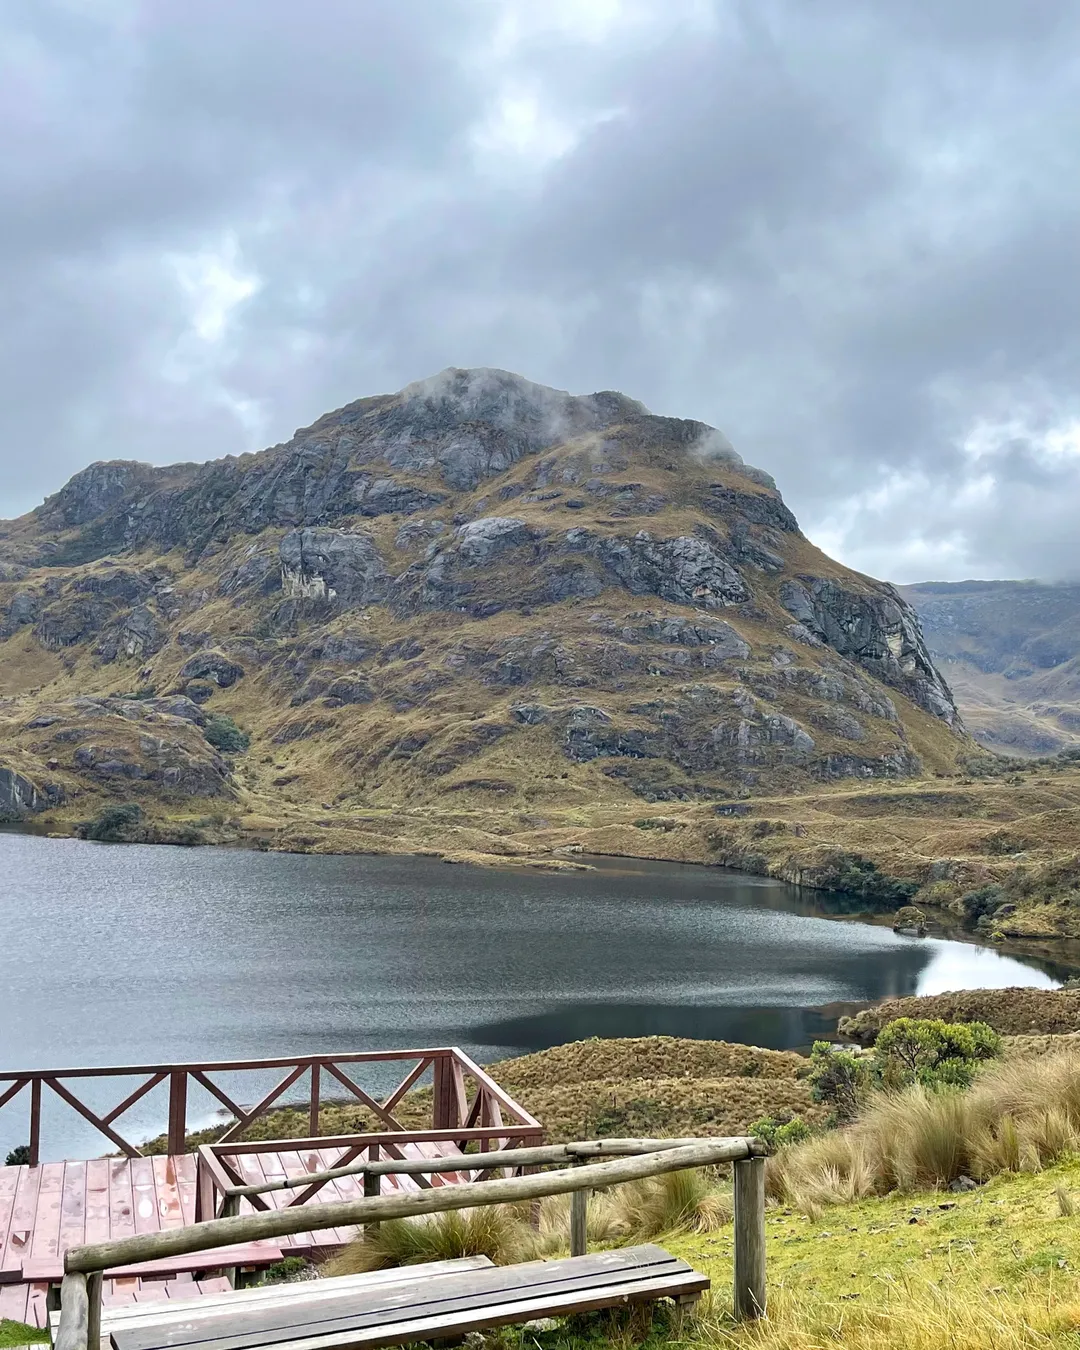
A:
220;1192;240;1287
167;1072;187;1156
86;1270;103;1350
432;1056;459;1132
364;1143;381;1236
309;1063;321;1137
54;1272;88;1350
733;1156;766;1320
29;1078;41;1168
570;1158;588;1257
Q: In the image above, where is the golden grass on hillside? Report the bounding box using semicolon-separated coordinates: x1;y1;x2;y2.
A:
841;988;1080;1042
506;1077;823;1145
491;1036;808;1091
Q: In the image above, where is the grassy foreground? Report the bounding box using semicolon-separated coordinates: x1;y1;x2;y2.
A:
667;1158;1080;1349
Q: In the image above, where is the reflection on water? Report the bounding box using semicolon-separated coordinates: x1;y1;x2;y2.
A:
0;835;1065;1160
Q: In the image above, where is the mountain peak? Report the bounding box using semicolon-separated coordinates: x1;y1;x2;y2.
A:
0;368;964;844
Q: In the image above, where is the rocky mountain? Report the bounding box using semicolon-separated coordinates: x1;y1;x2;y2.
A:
0;368;965;840
901;580;1080;756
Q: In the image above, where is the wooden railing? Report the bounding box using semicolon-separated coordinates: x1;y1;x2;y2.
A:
54;1136;768;1350
0;1047;538;1165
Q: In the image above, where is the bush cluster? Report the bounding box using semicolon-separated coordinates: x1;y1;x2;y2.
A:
809;1018;1003;1122
749;1113;813;1151
78;802;144;842
958;883;1006;923
811;853;919;908
203;713;251;753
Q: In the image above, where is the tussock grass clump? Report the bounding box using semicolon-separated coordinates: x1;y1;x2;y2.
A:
769;1047;1080;1208
327;1169;730;1275
603;1169;731;1239
326;1206;535;1275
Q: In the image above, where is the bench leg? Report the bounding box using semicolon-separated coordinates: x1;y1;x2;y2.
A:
673;1291;701;1333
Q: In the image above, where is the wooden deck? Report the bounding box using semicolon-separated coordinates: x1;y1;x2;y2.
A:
0;1142;471;1329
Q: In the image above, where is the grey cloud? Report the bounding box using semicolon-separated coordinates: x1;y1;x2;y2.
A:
2;0;1080;584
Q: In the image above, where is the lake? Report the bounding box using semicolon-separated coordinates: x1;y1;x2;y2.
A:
0;832;1065;1161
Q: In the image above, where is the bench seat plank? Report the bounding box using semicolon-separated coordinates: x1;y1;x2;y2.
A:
51;1258;497;1339
110;1247;707;1350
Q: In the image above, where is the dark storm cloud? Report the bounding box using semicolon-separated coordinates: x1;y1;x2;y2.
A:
2;0;1080;582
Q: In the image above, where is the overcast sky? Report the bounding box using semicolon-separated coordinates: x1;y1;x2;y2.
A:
3;0;1080;583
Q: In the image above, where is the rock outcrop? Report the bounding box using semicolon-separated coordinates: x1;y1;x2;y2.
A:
0;367;966;818
780;577;957;725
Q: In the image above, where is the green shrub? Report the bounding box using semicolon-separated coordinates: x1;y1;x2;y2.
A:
204;714;251;753
79;803;144;842
958;884;1006;923
4;1145;30;1166
812;853;919;907
749;1114;813;1151
257;1256;311;1285
871;1017;1002;1091
808;1042;867;1123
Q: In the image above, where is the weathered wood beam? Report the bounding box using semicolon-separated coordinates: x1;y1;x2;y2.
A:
0;1077;28;1112
382;1058;432;1113
55;1272;89;1350
66;1139;761;1274
225;1136;732;1198
191;1071;248;1124
733;1155;766;1320
449;1048;541;1127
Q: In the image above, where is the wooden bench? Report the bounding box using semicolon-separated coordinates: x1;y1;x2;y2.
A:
49;1260;495;1347
100;1246;707;1350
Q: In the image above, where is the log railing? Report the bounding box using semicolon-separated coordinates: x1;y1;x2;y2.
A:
0;1047;537;1166
54;1136;768;1350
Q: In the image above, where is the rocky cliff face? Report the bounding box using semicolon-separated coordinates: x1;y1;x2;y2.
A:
0;368;963;823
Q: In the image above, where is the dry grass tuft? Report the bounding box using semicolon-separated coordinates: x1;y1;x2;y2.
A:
603;1169;731;1240
325;1206;534;1275
325;1168;731;1276
770;1046;1080;1209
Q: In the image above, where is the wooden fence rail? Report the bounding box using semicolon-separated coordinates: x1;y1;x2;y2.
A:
0;1047;537;1165
55;1136;767;1350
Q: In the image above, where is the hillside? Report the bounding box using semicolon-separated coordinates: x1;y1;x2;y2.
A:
902;580;1080;756
0;367;966;849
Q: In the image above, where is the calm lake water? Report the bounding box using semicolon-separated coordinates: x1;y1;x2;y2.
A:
0;832;1067;1161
